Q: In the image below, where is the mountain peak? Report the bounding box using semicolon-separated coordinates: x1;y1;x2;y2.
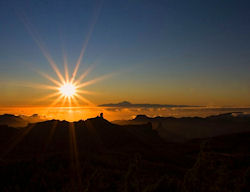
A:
86;114;112;126
117;101;131;105
134;114;150;120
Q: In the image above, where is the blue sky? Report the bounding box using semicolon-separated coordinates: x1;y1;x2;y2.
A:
0;0;250;106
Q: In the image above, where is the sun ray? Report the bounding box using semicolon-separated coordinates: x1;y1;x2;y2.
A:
64;56;69;83
70;2;102;83
61;95;67;107
76;89;97;95
38;84;58;90
39;71;62;86
69;122;82;189
70;34;91;83
42;121;58;155
21;82;59;90
20;13;65;84
70;32;92;83
71;95;80;107
35;92;61;102
62;47;70;83
68;96;72;108
76;73;114;89
0;124;35;159
49;95;65;107
74;65;94;84
75;93;95;106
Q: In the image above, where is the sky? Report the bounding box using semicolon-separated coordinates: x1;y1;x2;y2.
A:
0;0;250;107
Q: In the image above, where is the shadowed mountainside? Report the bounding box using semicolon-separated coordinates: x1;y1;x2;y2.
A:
113;113;250;142
0;116;163;154
0;114;249;191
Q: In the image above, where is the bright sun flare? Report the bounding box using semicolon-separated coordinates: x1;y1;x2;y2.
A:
34;57;113;107
27;18;113;107
20;11;116;107
59;83;76;97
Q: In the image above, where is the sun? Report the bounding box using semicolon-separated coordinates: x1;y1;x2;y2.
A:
26;20;113;107
34;58;113;108
59;83;76;97
35;56;113;107
20;7;114;107
33;54;114;108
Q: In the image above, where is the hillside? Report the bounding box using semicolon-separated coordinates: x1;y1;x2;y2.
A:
0;115;249;191
113;113;250;142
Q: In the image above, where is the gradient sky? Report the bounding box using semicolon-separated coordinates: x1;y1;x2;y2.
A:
0;0;250;107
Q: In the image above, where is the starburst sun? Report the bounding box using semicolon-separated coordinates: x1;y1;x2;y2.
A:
37;60;112;108
22;14;112;108
35;52;112;108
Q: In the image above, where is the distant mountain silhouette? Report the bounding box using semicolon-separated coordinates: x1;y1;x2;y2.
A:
99;101;199;108
0;114;28;127
134;114;151;120
207;112;250;119
0;114;46;127
113;113;250;141
20;113;46;123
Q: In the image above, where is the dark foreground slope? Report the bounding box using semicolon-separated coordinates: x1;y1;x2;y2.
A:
0;116;249;191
